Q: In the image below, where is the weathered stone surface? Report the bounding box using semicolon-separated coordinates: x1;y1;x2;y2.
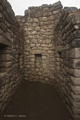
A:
23;1;62;86
0;0;80;120
54;7;80;120
33;18;39;22
0;0;24;114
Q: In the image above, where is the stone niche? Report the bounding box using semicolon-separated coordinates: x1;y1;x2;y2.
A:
35;54;42;68
18;53;23;69
0;43;8;73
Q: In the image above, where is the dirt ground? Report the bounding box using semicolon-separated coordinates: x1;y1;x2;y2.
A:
0;81;71;120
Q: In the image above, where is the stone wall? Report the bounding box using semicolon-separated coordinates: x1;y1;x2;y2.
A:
54;7;80;120
0;0;24;112
23;1;62;83
0;0;80;120
17;3;80;119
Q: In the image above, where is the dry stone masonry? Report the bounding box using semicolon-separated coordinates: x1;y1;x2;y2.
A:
0;0;80;120
23;2;62;83
54;8;80;120
0;0;24;113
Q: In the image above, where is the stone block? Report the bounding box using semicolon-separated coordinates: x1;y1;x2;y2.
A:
74;30;80;38
43;7;49;12
33;23;38;27
35;26;40;31
71;76;80;86
42;17;47;21
38;40;43;44
42;56;47;59
32;39;37;44
66;48;80;58
6;32;11;40
32;31;37;35
71;92;80;102
71;39;80;47
28;27;33;31
33;18;39;22
46;39;51;44
71;85;80;94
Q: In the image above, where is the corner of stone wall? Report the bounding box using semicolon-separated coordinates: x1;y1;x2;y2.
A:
23;1;63;84
0;0;24;113
54;7;80;120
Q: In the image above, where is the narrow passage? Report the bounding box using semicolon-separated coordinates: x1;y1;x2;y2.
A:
1;81;71;120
